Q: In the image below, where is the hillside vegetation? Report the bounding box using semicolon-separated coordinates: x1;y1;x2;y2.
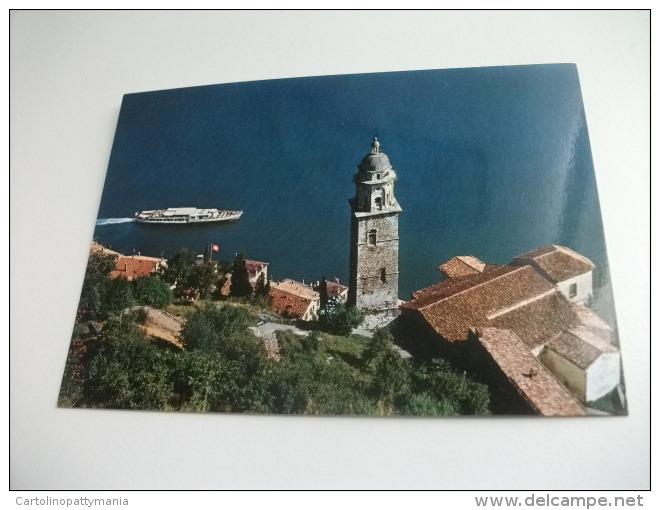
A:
59;251;490;416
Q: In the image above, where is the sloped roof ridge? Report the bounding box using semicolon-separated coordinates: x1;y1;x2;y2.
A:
486;288;556;320
514;244;595;268
246;259;269;266
565;326;619;354
479;327;586;416
456;255;485;271
553;245;596;268
416;265;535;311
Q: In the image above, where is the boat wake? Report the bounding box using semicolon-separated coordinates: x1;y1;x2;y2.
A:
96;218;136;226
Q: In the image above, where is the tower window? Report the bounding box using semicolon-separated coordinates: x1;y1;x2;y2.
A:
375;197;382;210
380;267;387;283
569;283;577;298
368;229;377;246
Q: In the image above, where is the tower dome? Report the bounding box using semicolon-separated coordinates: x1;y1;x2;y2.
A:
358;137;392;173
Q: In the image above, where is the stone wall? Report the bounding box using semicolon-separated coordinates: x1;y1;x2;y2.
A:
349;210;399;313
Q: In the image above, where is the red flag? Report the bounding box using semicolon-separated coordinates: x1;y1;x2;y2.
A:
211;244;221;253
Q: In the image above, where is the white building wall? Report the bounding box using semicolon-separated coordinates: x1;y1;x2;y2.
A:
585;353;621;402
540;349;586;402
302;299;321;321
556;271;593;305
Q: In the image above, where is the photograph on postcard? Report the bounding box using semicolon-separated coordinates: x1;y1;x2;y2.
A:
58;64;626;417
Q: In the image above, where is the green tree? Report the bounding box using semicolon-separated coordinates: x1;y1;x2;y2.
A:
230;253;253;298
319;277;329;308
407;360;490;415
103;276;135;317
215;259;233;276
361;328;395;368
268;330;375;415
254;273;268;297
160;248;197;297
78;252;117;319
318;297;364;335
82;318;175;409
132;274;173;308
372;349;410;411
399;392;457;416
173;351;242;412
181;303;258;359
193;261;218;299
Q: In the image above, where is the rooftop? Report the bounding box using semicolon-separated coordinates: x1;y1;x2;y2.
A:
402;264;578;349
512;245;595;283
271;279;318;299
245;259;268;279
479;328;587;416
324;280;349;298
358;137;393;174
110;255;162;281
438;255;487;278
545;326;619;370
269;280;320;319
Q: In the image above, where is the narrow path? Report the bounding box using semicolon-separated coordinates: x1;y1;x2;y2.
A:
141;307;185;349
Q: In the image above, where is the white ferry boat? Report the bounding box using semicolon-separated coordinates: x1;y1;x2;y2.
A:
135;207;243;224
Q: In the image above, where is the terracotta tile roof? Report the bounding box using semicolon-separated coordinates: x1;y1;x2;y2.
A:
512;245;595;283
110;256;161;281
401;265;572;347
408;265;517;304
489;290;578;351
324;280;349;298
545;326;619;370
245;259;268;280
438;255;486;278
573;305;613;332
269;280;319;319
478;328;587;416
273;280;318;299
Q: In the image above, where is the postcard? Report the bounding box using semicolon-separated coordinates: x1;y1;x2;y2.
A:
58;64;626;416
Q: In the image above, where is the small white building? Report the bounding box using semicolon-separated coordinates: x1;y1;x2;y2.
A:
246;259;269;285
314;278;349;302
539;325;620;403
402;245;622;412
512;245;595;306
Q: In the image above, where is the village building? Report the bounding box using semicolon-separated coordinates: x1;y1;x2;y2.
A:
348;137;402;327
511;244;595;306
473;328;587;416
217;258;269;298
399;246;621;414
246;259;269;285
90;242;165;281
539;324;620;403
269;279;321;321
314;277;349;306
110;254;164;281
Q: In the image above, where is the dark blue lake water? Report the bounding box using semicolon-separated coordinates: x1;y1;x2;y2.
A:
93;65;615;325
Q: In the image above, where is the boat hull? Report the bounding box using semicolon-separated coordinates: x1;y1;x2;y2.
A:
135;207;243;225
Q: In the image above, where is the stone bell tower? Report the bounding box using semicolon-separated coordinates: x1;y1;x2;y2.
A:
348;137;402;323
